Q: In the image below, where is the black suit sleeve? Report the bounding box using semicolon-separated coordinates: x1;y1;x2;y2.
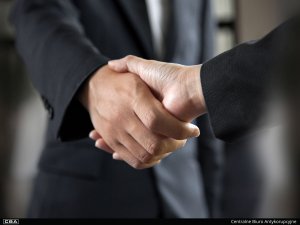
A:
10;0;109;141
201;22;287;142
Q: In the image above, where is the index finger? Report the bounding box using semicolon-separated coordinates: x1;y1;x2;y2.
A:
134;90;200;140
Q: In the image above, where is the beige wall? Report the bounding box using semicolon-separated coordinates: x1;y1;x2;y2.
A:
236;0;284;42
236;0;296;217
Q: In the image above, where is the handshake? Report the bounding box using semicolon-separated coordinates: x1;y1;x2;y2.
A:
80;56;207;169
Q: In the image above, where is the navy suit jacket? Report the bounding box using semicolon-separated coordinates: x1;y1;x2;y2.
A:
11;0;220;218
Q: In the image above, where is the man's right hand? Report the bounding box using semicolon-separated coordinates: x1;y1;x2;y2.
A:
79;65;200;169
108;56;207;122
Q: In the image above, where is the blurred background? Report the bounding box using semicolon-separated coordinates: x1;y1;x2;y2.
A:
0;0;297;218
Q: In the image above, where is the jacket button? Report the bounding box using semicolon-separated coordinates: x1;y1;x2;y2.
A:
41;96;54;120
48;106;54;120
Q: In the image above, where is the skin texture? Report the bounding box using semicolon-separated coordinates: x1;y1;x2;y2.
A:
90;56;207;168
108;56;206;122
80;65;200;169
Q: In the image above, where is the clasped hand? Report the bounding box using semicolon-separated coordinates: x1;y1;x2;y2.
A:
80;56;206;169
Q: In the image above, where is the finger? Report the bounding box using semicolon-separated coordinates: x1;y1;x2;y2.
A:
109;55;154;76
113;153;122;160
113;143;161;170
113;150;170;162
110;57;201;139
108;57;129;73
126;115;187;155
91;117;156;168
109;56;158;86
134;90;200;140
109;56;165;101
89;130;102;141
151;152;172;161
120;133;156;164
95;139;114;154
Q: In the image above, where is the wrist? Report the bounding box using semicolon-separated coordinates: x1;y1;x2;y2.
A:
185;65;207;116
78;65;108;112
78;77;93;113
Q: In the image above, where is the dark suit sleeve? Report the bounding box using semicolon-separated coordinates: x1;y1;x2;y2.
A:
201;22;287;142
10;0;109;141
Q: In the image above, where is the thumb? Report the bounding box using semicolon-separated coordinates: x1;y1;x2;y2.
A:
108;55;148;74
108;57;129;73
109;55;165;97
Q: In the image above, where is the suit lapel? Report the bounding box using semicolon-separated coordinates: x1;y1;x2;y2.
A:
116;0;154;58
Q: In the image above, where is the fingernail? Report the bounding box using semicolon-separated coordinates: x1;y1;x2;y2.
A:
89;132;93;139
187;123;200;137
113;153;120;160
108;60;117;66
95;140;100;148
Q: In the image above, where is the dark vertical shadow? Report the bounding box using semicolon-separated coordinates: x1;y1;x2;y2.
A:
279;15;300;216
0;0;31;217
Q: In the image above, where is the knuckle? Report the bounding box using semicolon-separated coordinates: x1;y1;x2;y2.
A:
127;122;139;134
131;161;145;170
125;55;136;66
107;109;122;124
147;141;163;155
139;152;153;164
144;109;159;131
126;55;135;61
